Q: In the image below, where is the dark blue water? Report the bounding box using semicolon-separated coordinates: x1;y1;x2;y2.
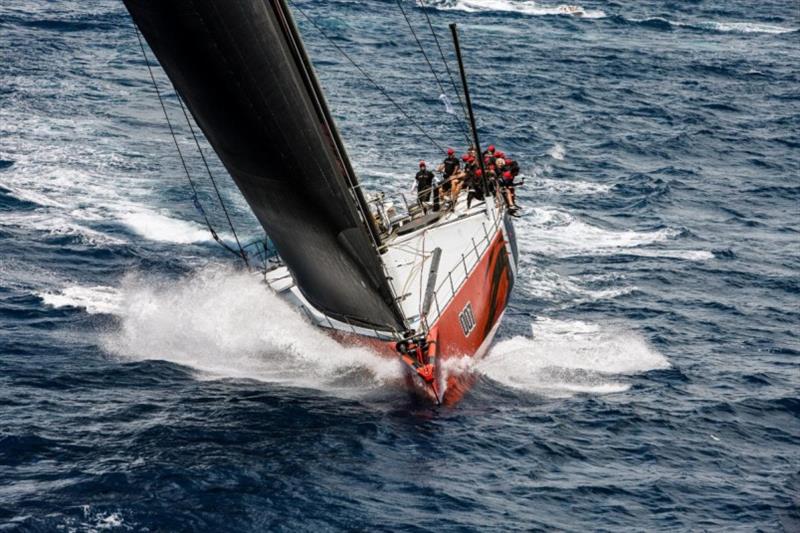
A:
1;0;798;530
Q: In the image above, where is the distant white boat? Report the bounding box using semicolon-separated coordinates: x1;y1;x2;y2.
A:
557;4;585;16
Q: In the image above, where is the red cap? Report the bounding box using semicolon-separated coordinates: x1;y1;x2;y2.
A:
447;148;455;155
496;151;505;158
419;160;426;167
503;170;512;179
461;154;470;161
468;155;475;162
475;169;483;177
488;145;495;152
505;159;513;164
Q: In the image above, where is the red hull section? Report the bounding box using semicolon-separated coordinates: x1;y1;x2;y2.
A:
328;224;513;404
345;228;514;404
426;230;513;403
427;231;513;358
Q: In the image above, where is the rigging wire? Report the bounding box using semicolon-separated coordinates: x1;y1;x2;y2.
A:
287;0;447;154
174;94;249;267
417;0;473;135
394;0;472;146
133;25;248;264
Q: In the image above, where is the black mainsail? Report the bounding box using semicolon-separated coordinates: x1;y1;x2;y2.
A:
124;0;407;331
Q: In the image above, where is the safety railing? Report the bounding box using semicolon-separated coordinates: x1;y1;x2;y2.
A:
420;207;505;330
365;170;491;237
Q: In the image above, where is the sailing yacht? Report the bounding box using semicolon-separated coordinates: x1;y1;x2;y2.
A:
124;0;518;404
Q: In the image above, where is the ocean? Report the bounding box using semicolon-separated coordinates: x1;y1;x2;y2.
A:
1;0;798;530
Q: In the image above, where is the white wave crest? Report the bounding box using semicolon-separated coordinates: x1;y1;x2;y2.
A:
100;267;402;393
0;212;126;246
632;248;715;261
548;142;566;160
632;16;797;35
477;317;669;397
523;176;612;195
76;506;126;533
519;266;635;302
425;0;606;19
119;210;215;244
517;207;711;261
37;285;123;315
0;183;68;208
703;21;797;34
521;206;677;253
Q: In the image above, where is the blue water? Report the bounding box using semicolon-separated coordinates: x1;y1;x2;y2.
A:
1;0;798;530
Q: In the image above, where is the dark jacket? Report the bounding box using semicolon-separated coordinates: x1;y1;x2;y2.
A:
415;169;434;190
442;156;460;178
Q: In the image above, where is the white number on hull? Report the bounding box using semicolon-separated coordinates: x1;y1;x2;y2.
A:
459;302;476;337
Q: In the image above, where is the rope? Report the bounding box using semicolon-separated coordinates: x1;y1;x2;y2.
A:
174;94;250;267
288;0;447;154
417;0;472;135
395;0;472;146
133;25;246;262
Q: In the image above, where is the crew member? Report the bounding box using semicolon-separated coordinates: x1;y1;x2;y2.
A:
506;157;520;178
443;154;468;206
439;148;460;181
500;170;521;214
494;151;506;173
451;155;477;208
415;161;435;211
467;168;485;208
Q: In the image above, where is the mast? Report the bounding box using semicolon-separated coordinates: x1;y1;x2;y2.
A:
449;23;487;189
273;0;383;247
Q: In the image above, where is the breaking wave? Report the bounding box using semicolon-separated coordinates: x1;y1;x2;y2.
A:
99;267;403;393
517;206;712;260
626;16;797;34
0;211;127;247
548;142;566;161
523;176;612;195
37;285;123;315
704;21;797;34
119;209;215;244
425;0;606;19
519;266;636;303
477;317;669;397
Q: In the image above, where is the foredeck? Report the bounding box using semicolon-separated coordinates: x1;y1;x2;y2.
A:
381;198;506;332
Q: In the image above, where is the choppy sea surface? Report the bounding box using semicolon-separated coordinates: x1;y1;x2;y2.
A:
1;0;799;530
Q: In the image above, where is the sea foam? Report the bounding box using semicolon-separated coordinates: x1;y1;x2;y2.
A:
426;0;607;19
100;267;403;394
477;317;669;397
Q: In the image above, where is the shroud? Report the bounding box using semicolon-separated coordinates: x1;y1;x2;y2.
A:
124;0;407;332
